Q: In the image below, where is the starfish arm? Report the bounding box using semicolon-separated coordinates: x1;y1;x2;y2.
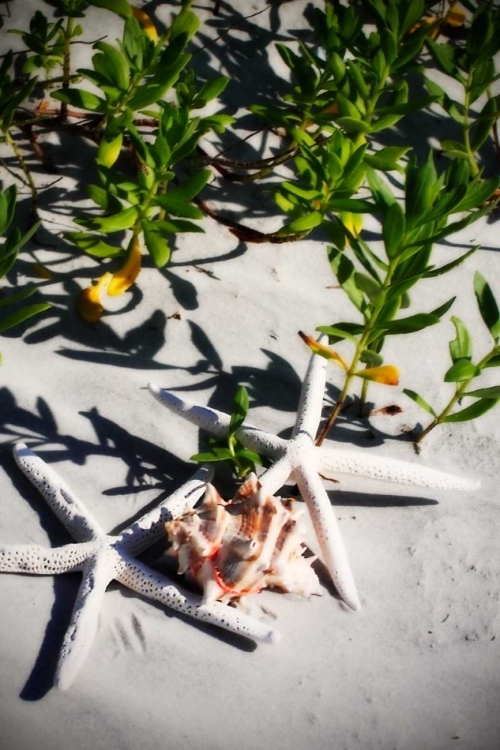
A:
117;464;214;556
292;337;328;440
257;455;294;495
55;548;114;690
14;444;105;542
293;461;361;611
317;447;480;491
0;542;92;574
148;383;288;457
148;384;231;437
115;552;280;645
237;426;288;457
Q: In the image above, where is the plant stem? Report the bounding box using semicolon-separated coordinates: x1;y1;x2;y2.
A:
3;128;39;216
60;15;74;120
316;255;399;445
463;79;480;178
415;348;498;444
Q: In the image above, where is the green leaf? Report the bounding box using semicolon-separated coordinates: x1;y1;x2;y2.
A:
360;349;383;368
382;201;406;258
470;97;498;153
483;353;500;369
376;297;454;335
441;140;469;159
93;41;130;91
52;88;107;112
327;198;375;213
0;184;16;235
0;285;37;310
153;219;204;234
426;38;457;76
169;172;212;203
142;220;171;268
336;117;371;134
190;448;234;463
452;176;499;213
169;9;200;43
315;324;360;345
375;297;455;335
444;360;480;382
405;152;438;228
0;302;51;334
285;211;323;233
237;448;264;466
328;246;365;312
64;232;123;258
353;272;380;302
280;181;322;201
443;398;499;423
363;146;410;172
424;246;478;279
366;167;396;211
449;316;472;364
374;312;439;334
474;271;500;341
403;388;437;417
152;194;203;219
400;0;425;35
78;206;139;233
0;221;41;278
194;76;229;106
464;386;500;399
230;386;249;434
88;0;132;17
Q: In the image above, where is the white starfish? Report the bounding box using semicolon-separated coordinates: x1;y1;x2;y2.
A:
0;443;279;690
148;336;479;612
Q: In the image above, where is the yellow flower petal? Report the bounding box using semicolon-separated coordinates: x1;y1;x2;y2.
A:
107;236;142;296
445;8;465;27
299;331;349;371
130;6;159;42
77;272;113;323
354;365;400;386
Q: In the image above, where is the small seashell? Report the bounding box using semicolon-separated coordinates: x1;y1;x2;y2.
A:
165;473;322;605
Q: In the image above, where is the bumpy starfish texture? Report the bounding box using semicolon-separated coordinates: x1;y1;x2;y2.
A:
149;336;479;612
0;444;279;690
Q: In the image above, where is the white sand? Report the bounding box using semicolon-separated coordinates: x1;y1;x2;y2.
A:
1;2;499;749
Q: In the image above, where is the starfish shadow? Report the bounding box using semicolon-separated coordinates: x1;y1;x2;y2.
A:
20;574;79;701
327;488;438;508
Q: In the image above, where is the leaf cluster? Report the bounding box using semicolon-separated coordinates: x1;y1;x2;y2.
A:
405;273;500;431
0;185;49;342
424;4;500;171
191;387;264;479
9;10;68;77
0;53;38;133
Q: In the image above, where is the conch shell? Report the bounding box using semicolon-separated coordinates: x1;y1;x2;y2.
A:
165;473;321;605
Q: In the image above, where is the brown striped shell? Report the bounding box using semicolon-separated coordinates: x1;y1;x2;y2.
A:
164;473;321;605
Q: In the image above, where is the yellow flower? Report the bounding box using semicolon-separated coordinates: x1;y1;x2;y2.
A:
445;8;466;27
107;236;142;296
354;365;400;386
77;237;142;321
299;331;349;371
77;272;113;323
130;6;159;42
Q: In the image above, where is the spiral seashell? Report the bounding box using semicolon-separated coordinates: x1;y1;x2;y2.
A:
165;474;321;605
